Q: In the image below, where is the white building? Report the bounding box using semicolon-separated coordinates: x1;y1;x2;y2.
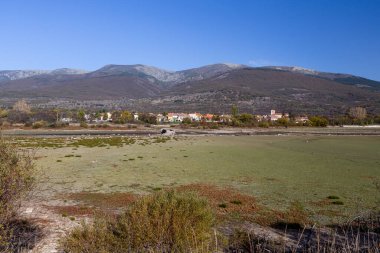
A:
270;110;288;121
188;113;202;122
167;113;189;122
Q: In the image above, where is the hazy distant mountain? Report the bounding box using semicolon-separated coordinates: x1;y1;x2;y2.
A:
0;63;379;114
0;68;88;82
49;68;88;75
0;70;50;82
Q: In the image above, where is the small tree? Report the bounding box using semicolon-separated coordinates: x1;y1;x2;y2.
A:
231;105;239;118
12;100;31;113
7;111;30;124
238;113;254;124
139;113;157;124
309;116;328;127
77;109;86;122
0;109;8;118
277;117;289;127
349;107;367;120
120;111;133;123
212;114;220;122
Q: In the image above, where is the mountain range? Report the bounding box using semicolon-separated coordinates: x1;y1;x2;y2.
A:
0;64;379;115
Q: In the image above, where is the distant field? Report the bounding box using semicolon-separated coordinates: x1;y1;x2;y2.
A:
22;135;380;224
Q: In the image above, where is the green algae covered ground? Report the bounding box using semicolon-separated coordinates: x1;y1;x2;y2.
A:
21;135;380;224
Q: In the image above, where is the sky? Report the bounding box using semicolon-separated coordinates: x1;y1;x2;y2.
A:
0;0;379;80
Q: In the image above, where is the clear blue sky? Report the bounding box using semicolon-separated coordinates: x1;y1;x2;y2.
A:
0;0;379;80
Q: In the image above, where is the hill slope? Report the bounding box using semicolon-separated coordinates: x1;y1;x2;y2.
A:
263;66;380;90
154;68;380;114
0;64;379;115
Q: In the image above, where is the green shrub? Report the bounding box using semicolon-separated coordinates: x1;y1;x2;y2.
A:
309;116;329;127
24;121;33;127
258;122;269;128
32;120;47;129
49;121;69;128
60;190;214;253
181;117;192;124
327;195;340;200
79;122;88;128
218;203;227;208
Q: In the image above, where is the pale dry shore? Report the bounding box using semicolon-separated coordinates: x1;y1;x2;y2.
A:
2;125;380;137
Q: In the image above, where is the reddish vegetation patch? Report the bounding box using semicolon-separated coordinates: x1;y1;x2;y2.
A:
49;192;137;217
67;192;137;210
47;205;94;217
176;184;257;220
176;184;311;226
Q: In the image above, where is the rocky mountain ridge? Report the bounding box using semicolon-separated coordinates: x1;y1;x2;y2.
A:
0;63;379;115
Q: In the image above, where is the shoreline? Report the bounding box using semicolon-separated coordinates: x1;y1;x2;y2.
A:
2;126;380;137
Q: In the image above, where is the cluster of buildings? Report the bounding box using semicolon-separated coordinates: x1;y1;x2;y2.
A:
155;110;308;124
157;113;217;123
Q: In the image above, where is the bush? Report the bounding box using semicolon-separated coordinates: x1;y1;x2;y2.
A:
79;122;88;128
138;113;157;125
309;116;329;127
0;139;36;250
49;121;69;128
258;121;269;128
61;190;214;253
276;118;289;127
24;121;33;127
32;120;47;129
181;118;192;124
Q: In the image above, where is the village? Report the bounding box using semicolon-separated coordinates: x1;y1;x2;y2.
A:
74;109;309;125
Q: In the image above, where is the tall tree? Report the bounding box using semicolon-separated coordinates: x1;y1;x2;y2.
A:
349;107;367;120
12;100;31;113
